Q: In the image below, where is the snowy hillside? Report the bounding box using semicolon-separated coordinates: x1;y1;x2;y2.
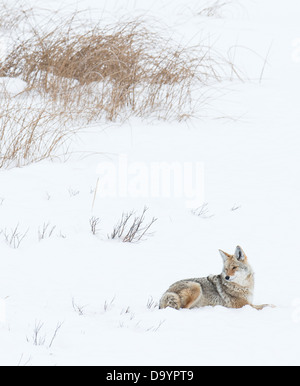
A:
0;0;300;366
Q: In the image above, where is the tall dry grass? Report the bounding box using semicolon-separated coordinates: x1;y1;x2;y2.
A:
0;93;75;168
0;9;239;122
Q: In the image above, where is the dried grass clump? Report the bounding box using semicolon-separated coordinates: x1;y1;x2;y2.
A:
0;11;238;122
109;207;157;243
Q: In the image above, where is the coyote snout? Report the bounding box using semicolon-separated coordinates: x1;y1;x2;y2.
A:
159;246;274;311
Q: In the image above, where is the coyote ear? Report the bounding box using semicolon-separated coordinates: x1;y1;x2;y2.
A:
234;245;246;261
219;249;230;262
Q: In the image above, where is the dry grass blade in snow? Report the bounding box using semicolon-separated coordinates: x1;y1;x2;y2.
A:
196;0;244;18
89;216;100;235
1;224;29;249
38;222;56;241
191;203;214;218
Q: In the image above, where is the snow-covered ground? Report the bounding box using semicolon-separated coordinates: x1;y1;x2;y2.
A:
1;0;300;366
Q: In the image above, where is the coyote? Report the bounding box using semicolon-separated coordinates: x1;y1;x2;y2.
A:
159;246;273;311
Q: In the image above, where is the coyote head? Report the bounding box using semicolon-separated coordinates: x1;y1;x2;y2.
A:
218;246;253;286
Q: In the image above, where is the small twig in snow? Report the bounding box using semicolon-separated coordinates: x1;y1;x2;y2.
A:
191;203;214;219
48;321;64;348
89;216;100;235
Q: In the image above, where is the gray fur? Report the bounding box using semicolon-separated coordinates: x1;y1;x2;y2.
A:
159;274;253;309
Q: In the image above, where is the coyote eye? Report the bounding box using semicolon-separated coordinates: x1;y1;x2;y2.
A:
232;266;237;270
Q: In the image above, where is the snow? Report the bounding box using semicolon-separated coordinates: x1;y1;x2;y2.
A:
0;0;300;366
0;77;27;95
